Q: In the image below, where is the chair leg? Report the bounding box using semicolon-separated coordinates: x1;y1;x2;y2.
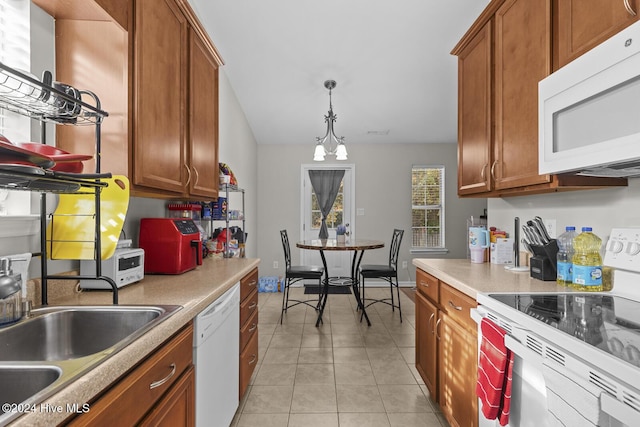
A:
389;279;395;312
395;276;403;323
359;275;366;322
280;277;289;324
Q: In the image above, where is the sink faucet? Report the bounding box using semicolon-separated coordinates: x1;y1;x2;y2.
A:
21;299;32;318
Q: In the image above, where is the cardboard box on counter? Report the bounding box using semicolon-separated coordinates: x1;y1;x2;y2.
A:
491;238;514;265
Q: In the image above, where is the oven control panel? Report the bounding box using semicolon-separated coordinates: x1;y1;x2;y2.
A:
604;228;640;272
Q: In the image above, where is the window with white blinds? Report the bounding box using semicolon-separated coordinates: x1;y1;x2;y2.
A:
0;0;31;142
411;165;445;251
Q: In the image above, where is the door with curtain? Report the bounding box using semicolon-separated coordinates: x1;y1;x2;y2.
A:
301;164;355;278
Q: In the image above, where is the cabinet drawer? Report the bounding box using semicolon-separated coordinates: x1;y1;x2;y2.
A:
240;308;258;352
416;268;439;302
239;330;258;399
68;323;194;426
240;288;258;326
240;268;258;302
440;283;477;332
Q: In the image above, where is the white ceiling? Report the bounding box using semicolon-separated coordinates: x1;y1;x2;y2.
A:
189;0;490;147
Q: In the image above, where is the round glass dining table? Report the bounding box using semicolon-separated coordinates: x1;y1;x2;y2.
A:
296;239;384;326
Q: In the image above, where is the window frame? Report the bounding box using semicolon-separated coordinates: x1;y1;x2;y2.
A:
0;0;31;142
411;165;447;254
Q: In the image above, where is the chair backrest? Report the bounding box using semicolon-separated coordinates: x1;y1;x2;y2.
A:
389;229;404;269
280;230;292;270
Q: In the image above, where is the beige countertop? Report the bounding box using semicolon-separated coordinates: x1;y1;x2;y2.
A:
413;258;571;299
9;257;260;427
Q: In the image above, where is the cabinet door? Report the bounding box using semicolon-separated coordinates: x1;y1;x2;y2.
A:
439;313;478;427
189;28;220;198
140;366;195;427
457;21;493;196
133;0;188;194
555;0;640;69
415;292;438;400
494;0;552;190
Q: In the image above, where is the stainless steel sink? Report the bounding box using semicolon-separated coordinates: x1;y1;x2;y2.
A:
0;306;167;361
0;366;61;413
0;305;181;425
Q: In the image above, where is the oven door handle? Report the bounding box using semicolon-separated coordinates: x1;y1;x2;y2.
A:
601;393;640;426
470;307;483;324
504;335;544;368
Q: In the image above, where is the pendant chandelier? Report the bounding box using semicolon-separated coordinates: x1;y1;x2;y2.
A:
314;80;348;161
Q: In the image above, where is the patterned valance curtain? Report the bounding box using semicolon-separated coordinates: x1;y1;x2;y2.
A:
308;169;345;239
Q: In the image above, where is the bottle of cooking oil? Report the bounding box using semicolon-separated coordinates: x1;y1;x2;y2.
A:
557;226;577;287
572;227;603;291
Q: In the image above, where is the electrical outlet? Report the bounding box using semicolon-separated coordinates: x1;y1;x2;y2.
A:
402;261;407;269
544;219;557;239
273;261;278;269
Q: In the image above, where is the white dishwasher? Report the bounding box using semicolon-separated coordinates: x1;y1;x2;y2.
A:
193;282;240;427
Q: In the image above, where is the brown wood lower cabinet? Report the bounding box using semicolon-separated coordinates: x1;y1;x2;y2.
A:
415;292;438;398
239;268;259;399
67;323;194;426
139;366;195;427
440;313;478;427
415;268;478;427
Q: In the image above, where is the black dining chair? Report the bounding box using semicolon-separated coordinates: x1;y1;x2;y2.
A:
279;230;325;324
359;229;404;323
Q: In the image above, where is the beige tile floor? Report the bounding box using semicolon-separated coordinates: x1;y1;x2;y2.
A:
231;286;450;427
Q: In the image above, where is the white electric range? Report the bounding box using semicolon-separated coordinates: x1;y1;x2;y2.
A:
474;228;640;427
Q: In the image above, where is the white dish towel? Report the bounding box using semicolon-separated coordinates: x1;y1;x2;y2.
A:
542;362;605;426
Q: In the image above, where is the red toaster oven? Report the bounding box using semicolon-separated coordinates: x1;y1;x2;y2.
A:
139;218;202;274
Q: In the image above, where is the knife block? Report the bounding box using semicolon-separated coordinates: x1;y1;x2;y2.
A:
529;239;558;281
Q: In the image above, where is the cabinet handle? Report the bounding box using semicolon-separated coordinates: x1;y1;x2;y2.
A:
192;166;200;186
624;0;637;15
428;313;435;334
249;322;257;332
481;163;488;180
448;301;463;311
248;302;257;310
419;280;429;288
184;164;191;186
435;318;442;340
490;160;497;181
249;354;257;365
149;363;176;390
248;280;257;287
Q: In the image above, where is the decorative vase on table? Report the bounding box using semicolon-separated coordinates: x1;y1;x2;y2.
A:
336;224;348;244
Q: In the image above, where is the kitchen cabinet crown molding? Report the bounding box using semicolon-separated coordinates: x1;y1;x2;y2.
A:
175;0;225;66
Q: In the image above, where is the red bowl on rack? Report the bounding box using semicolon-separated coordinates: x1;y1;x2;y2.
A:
16;142;93;173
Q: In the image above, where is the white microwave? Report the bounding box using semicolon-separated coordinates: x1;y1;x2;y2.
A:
539;20;640;177
79;247;144;289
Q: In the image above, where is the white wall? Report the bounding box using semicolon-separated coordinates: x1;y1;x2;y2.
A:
256;142;487;282
488;178;640;243
216;71;259;258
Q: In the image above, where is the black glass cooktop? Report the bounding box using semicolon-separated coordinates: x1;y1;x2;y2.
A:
488;293;640;366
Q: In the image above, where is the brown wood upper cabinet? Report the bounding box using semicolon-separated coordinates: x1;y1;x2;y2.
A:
133;0;221;199
456;21;493;196
452;0;628;197
493;0;552;191
34;0;222;200
554;0;640;69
